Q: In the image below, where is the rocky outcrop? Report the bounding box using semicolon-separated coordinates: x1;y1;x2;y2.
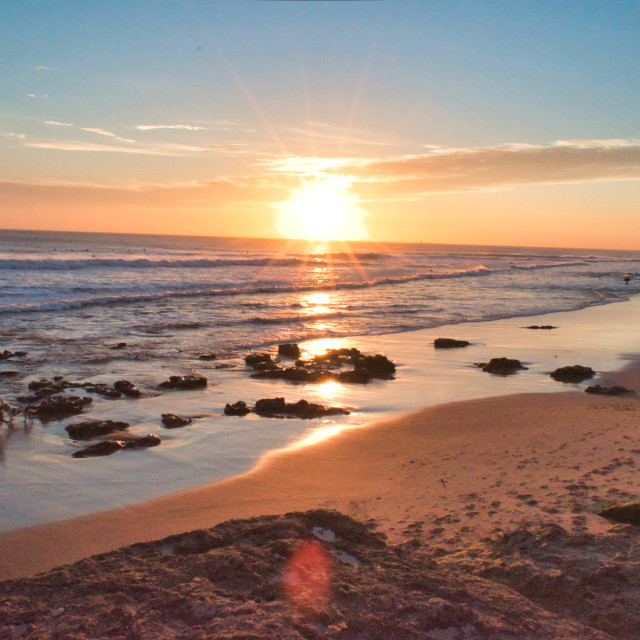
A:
476;358;528;375
159;374;207;390
525;325;557;330
72;441;125;458
434;338;471;348
224;401;251;416
585;384;631;396
72;434;161;458
65;420;129;440
161;413;191;428
20;377;142;401
225;398;350;419
278;343;301;358
245;353;275;370
550;365;595;383
598;502;640;525
197;353;217;361
26;395;92;421
113;380;142;397
254;397;351;419
0;350;27;360
248;347;396;384
0;511;622;640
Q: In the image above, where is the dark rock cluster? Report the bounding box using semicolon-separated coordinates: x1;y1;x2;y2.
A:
0;511;622;640
433;338;471;348
475;357;528;375
161;413;192;428
584;384;631;396
0;350;27;361
225;397;350;419
72;435;161;459
550;365;595;383
65;420;129;440
245;345;396;385
159;374;207;390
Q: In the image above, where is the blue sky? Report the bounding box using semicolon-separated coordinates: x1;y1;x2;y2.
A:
1;0;639;248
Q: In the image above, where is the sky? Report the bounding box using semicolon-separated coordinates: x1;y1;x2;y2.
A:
1;0;640;249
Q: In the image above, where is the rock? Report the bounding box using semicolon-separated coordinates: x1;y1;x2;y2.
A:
161;413;191;428
246;346;396;384
0;350;24;361
224;401;251;416
159;374;207;390
65;420;129;440
123;434;161;449
354;354;396;379
278;343;301;358
81;382;121;399
244;353;275;370
525;325;557;330
550;365;595;383
476;358;528;375
584;384;630;396
27;395;92;420
198;353;217;361
110;342;127;350
113;380;142;397
434;338;471;348
312;347;362;366
254;397;350;419
0;371;20;378
598;502;640;525
73;441;125;458
73;434;161;457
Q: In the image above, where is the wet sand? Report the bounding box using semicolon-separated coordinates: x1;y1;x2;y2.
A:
1;362;638;582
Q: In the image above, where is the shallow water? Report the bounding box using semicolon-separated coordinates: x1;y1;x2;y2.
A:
2;293;640;531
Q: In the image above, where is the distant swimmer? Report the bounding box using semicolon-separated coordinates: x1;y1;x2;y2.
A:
624;274;631;284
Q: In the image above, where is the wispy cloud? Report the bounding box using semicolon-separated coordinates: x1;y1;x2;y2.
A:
35;65;56;71
80;127;135;143
205;144;247;153
136;124;207;131
44;120;74;127
267;139;640;199
22;141;176;155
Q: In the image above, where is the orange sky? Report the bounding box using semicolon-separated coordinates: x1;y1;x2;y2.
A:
2;2;640;250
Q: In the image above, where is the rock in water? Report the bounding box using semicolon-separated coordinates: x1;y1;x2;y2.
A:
476;358;527;375
550;365;595;383
66;420;129;439
224;401;251;416
159;374;207;390
278;343;301;358
73;441;125;458
585;384;630;396
161;413;191;428
434;338;471;348
27;395;92;420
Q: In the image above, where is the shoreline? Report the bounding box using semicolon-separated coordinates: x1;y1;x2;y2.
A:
1;360;639;582
3;295;640;533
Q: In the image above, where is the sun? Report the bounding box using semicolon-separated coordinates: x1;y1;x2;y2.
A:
275;177;368;242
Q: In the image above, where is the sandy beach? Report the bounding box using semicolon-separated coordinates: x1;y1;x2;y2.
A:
1;358;639;636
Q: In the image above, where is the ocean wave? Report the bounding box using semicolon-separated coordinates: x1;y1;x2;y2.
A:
0;261;625;316
0;256;326;271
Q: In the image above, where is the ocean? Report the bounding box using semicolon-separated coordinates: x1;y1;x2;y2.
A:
1;229;640;530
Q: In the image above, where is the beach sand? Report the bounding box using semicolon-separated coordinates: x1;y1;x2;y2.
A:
1;363;638;582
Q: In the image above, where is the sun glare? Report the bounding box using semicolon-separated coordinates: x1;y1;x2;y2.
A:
275;177;368;242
